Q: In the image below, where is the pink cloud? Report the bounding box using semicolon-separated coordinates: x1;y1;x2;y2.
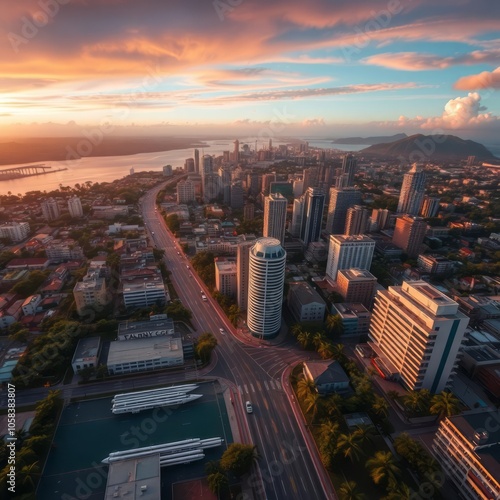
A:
363;50;500;71
455;67;500;89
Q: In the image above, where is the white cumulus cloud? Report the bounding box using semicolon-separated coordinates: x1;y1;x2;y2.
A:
421;92;495;129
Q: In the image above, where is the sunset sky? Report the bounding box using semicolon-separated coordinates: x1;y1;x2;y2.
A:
1;0;499;141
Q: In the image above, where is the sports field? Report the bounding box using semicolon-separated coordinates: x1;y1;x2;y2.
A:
37;381;233;500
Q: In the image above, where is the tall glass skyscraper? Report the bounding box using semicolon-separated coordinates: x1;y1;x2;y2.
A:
397;163;426;215
300;187;325;246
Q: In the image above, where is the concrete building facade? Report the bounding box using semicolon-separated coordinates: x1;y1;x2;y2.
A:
369;281;469;392
326;234;375;281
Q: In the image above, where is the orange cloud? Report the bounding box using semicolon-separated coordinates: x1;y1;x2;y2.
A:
455;67;500;90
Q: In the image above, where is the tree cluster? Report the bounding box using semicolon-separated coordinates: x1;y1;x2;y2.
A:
191;251;216;289
12;320;89;388
204;443;259;496
212;291;242;327
9;270;50;298
194;332;217;363
0;390;63;496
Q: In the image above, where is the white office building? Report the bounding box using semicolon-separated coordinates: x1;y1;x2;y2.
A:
369;281;469;392
0;222;30;242
215;258;237;298
177;180;196;204
263;193;287;245
247;238;286;338
41;198;60;221
325;234;375;281
68;196;84;218
122;272;167;309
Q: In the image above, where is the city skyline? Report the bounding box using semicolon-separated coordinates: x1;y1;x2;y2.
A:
0;0;499;144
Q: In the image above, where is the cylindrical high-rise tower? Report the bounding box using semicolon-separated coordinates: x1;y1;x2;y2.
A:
247;237;286;338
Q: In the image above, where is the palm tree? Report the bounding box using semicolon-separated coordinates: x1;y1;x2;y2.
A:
290;323;304;337
330;343;347;363
17;461;40;492
14;428;28;447
337;432;363;462
372;395;389;419
317;340;334;359
228;304;242;327
352;425;376;448
366;451;400;485
384;478;413;500
304;392;322;423
205;460;222;475
393;433;417;461
403;390;430;416
297;330;313;350
429;391;461;420
339;481;366;500
207;471;229;496
326;314;344;336
324;393;343;419
319;420;339;443
386;390;402;403
297;377;316;400
312;332;326;349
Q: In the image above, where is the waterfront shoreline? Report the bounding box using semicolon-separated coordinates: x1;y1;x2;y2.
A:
0;136;208;167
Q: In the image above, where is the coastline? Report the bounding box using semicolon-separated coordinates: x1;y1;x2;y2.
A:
0;136;208;167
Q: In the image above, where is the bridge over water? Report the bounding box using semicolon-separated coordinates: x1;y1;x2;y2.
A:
0;164;68;180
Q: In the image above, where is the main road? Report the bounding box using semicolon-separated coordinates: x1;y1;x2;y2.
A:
143;183;336;500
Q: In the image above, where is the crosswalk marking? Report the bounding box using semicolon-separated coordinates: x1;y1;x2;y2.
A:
276;380;282;390
238;385;242;394
244;384;248;393
256;381;262;391
264;381;269;390
250;384;255;393
269;380;276;390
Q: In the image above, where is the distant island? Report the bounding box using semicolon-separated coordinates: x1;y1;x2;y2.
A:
332;133;408;145
0;136;207;167
360;133;498;161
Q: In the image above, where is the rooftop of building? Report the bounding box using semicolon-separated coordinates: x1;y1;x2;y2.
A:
446;409;500;479
288;282;326;306
214;259;237;272
105;454;161;500
107;335;183;365
332;302;370;318
330;234;375;243
122;275;165;293
117;318;175;337
74;277;104;292
463;346;500;363
338;268;377;281
251;238;285;259
418;254;451;262
72;336;101;363
401;280;457;307
304;360;350;386
6;257;49;267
